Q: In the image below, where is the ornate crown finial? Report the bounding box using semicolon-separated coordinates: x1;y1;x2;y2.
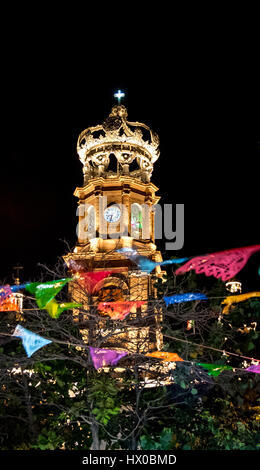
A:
77;105;160;183
109;104;128;119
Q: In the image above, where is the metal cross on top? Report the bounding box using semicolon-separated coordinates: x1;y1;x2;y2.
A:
114;89;125;104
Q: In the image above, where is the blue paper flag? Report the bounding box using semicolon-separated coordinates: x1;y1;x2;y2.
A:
135;256;158;273
137;256;190;274
117;250;189;274
10;283;30;293
12;324;52;358
163;292;208;306
117;248;138;255
160;258;189;266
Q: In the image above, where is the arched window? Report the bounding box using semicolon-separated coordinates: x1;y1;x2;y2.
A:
98;285;124;302
131;203;142;239
97;276;128;303
107;153;118;173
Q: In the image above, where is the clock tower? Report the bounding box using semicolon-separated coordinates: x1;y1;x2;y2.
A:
64;101;164;353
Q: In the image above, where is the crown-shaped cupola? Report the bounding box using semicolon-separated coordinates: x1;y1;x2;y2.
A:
77;105;160;184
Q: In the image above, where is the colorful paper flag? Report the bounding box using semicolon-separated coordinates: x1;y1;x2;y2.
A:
196;363;233;376
12;324;52;358
0;285;19;311
78;271;113;294
222;292;260;314
160;258;189;266
117;248;138;255
44;299;82;318
163;292;208;307
0;284;28;311
0;296;19;312
117;249;188;274
97;301;146;320
246;363;260;374
89;346;128;369
25;278;71;308
0;285;12;302
175;245;260;281
146;351;184;362
134;256;158;273
10;283;29;292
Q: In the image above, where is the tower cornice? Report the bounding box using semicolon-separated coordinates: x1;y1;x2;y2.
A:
74;176;160;204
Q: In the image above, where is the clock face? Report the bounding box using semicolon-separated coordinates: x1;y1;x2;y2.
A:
104;205;121;223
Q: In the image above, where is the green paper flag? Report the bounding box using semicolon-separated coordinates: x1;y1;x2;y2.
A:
196;363;233;377
45;299;82;319
26;278;71;309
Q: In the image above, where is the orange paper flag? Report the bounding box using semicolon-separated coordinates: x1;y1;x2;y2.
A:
0;296;19;312
146;351;184;362
222;291;260;314
98;301;146;320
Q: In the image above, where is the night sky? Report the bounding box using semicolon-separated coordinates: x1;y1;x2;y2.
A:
1;69;259;290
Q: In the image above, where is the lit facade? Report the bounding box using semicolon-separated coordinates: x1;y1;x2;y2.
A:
64;104;164;353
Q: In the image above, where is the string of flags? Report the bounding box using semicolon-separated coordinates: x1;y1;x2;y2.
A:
1;244;260;308
4;278;260;318
1;244;259;303
7;325;260;376
0;244;259;380
67;348;260;375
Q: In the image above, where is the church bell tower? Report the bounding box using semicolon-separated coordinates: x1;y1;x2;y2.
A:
64;98;164;353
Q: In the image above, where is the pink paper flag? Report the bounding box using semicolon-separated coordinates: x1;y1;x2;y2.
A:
175;245;260;281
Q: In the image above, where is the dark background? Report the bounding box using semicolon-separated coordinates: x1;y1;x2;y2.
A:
1;63;259;290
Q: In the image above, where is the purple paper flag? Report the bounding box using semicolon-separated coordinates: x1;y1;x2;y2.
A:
89;346;128;369
246;363;260;374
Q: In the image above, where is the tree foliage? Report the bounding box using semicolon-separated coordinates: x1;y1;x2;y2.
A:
0;256;259;450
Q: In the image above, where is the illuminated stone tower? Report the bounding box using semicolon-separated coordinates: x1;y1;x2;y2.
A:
64;101;164;353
